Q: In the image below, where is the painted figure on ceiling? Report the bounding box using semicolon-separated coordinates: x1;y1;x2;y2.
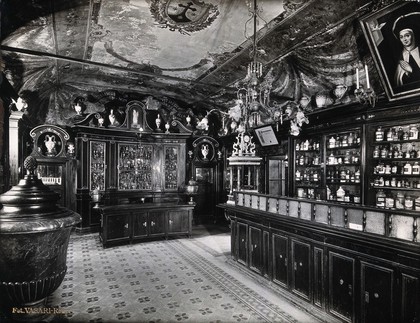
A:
393;14;420;87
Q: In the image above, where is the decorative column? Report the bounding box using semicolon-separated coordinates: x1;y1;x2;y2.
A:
8;110;24;187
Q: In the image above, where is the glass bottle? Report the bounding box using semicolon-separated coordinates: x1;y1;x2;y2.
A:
376;190;386;208
412;162;420;175
409;125;419;140
376;126;384;141
329;136;336;148
336;186;346;201
403;162;412;175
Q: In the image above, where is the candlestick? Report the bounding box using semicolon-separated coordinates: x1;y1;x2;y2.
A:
356;67;360;89
365;64;370;89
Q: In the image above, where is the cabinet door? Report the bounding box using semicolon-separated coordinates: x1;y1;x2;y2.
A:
361;261;394;323
132;212;148;238
237;222;248;266
167;210;189;234
401;272;420;323
249;226;263;275
107;214;130;242
149;210;166;236
328;252;355;323
291;238;311;300
272;233;288;288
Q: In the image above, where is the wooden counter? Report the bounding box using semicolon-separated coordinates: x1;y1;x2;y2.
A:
99;203;194;247
219;191;420;323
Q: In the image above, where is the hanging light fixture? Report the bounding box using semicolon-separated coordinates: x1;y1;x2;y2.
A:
235;0;273;131
229;0;307;138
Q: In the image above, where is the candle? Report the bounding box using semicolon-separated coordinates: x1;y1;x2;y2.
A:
365;64;370;89
356;67;360;89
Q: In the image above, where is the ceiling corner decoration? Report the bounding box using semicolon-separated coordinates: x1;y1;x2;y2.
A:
150;0;220;35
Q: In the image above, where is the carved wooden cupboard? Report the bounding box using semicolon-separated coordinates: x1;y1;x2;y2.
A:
73;125;189;231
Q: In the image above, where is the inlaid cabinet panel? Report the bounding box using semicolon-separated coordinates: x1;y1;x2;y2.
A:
249;226;263;275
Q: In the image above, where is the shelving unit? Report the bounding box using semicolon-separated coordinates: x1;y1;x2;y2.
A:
294;137;323;200
90;141;106;191
369;122;420;211
325;129;362;204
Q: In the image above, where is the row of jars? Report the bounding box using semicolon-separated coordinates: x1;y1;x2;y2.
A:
296;154;321;166
376;190;420;210
327;132;360;148
295;169;321;182
375;125;419;142
327;151;360;165
296;140;320;151
373;177;420;189
326;186;361;203
374;162;420;175
326;168;361;183
373;145;420;159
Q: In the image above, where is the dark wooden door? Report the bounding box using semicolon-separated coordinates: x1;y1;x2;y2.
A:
329;252;355;323
167;210;189;233
107;213;130;242
249;226;263;275
148;211;166;236
291;239;311;301
132;212;148;238
237;222;248;266
361;261;394;323
272;232;288;288
194;167;216;223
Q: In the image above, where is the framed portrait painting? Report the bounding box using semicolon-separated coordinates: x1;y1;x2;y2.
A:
360;1;420;101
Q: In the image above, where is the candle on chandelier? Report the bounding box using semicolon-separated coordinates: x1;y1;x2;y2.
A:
365;64;370;89
356;67;360;89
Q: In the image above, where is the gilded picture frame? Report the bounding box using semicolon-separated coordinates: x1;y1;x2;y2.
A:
360;1;420;101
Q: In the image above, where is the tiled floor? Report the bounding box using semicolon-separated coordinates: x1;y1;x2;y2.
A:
42;225;339;323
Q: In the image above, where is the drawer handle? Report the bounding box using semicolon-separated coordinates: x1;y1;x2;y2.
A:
169;220;173;225
348;284;352;296
151;221;155;226
143;222;147;227
124;223;128;229
365;291;369;303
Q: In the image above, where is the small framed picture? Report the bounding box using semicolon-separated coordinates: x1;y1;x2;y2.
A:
360;1;420;101
254;125;279;147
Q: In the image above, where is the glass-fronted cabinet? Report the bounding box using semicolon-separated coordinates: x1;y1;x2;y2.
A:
90;141;106;191
368;122;420;211
118;143;153;190
164;145;178;190
294;136;323;200
325;129;362;204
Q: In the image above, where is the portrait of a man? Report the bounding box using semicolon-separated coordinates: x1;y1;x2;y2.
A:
361;1;420;100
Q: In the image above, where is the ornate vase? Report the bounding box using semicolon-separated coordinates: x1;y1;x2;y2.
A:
44;134;56;156
0;156;81;321
333;85;348;103
315;92;333;108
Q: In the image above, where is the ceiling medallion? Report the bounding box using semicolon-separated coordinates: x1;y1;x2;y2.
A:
150;0;219;35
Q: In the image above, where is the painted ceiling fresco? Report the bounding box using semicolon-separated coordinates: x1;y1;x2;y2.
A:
0;0;390;129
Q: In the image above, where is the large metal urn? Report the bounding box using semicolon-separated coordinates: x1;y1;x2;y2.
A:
0;156;81;321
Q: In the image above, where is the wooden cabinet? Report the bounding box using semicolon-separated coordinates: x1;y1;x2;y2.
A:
223;200;420;323
100;203;194;247
73;125;189;231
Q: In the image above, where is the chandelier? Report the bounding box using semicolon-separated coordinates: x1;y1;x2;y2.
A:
233;0;272;131
229;0;308;138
